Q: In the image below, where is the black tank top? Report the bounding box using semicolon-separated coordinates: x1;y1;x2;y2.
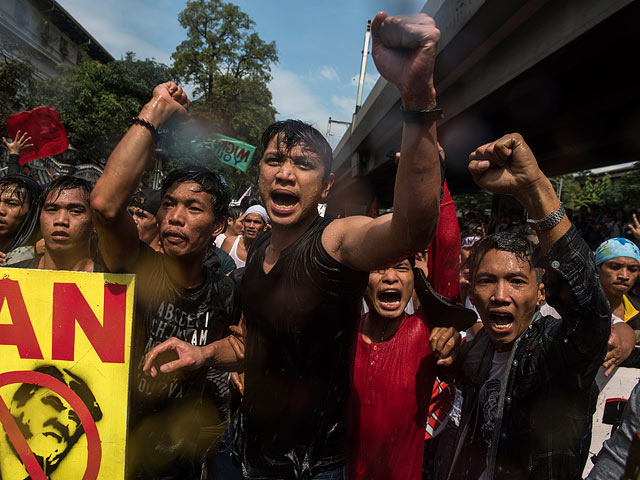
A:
233;215;368;479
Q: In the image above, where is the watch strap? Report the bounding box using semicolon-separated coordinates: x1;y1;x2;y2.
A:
527;202;565;231
400;105;444;124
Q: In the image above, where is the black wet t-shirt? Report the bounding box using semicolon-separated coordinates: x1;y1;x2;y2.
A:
233;216;368;479
129;243;241;479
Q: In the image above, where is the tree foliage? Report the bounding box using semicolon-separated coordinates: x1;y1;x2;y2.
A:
27;53;173;166
0;43;34;138
612;163;640;208
172;0;277;100
170;0;278;195
553;172;616;210
451;191;493;215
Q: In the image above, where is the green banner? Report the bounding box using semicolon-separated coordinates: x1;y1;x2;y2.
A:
192;135;256;173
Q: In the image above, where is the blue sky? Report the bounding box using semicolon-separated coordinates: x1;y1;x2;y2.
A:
56;0;424;146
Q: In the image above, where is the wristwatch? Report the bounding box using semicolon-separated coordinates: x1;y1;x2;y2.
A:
526;202;565;231
400;105;444;124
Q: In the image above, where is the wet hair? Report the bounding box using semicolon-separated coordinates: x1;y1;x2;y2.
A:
161;167;231;222
0;174;43;251
42;175;92;205
460;219;485;238
260;120;333;179
467;231;538;283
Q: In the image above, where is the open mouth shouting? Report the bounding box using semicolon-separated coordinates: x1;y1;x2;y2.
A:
377;289;403;311
489;311;514;333
270;190;299;215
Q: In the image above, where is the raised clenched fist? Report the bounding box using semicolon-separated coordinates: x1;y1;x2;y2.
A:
468;133;546;201
371;12;440;110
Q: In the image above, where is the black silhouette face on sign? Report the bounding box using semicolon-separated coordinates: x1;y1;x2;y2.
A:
7;366;102;477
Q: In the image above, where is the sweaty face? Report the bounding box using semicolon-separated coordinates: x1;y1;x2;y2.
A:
128;206;158;244
10;390;80;471
470;249;543;352
243;213;266;240
40;188;92;254
599;257;640;298
157;181;218;258
0;186;30;241
258;135;333;228
365;259;415;320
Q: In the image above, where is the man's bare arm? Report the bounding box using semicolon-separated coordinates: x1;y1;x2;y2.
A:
323;13;441;272
90;82;190;272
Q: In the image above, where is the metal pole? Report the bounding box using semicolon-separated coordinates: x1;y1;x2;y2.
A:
557;177;563;201
355;20;372;114
326;117;332;140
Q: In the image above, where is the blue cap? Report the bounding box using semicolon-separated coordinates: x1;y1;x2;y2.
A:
595;237;640;266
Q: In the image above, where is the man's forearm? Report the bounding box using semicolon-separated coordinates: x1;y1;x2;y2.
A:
91;98;173;220
517;176;570;254
391;120;441;253
7;154;19;175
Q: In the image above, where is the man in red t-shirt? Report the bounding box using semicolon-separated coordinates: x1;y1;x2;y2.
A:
350;258;460;480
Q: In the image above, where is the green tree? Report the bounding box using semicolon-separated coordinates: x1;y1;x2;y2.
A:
171;0;278;195
554;174;585;210
172;0;277;100
0;43;34;138
451;191;493;215
614;162;640;208
581;173;614;207
27;53;173;166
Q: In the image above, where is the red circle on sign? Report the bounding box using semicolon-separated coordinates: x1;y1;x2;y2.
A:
0;370;102;480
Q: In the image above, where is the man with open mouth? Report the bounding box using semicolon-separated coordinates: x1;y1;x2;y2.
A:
144;11;445;480
434;134;611;480
349;257;460;480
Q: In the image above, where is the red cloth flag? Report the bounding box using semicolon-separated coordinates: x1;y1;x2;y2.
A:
6;106;69;164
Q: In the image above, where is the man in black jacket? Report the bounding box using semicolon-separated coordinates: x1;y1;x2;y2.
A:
437;134;611;480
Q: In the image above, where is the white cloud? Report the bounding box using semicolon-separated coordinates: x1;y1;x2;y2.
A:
270;67;354;147
319;65;340;83
351;70;380;90
56;0;177;65
269;67;331;131
331;95;355;119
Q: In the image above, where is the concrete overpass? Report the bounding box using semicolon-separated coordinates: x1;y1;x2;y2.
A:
327;0;640;217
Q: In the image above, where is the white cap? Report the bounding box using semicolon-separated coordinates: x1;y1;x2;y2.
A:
243;205;269;223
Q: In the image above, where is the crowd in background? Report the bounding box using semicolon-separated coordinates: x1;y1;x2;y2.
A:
1;10;639;480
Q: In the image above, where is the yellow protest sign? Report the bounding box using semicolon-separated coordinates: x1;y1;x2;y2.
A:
0;268;135;480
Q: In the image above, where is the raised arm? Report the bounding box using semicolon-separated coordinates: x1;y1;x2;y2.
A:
469;133;610;379
468;133;570;253
90;82;190;272
3;130;33;175
324;13;442;271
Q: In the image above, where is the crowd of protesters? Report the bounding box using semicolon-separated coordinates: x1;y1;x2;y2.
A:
1;10;639;480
